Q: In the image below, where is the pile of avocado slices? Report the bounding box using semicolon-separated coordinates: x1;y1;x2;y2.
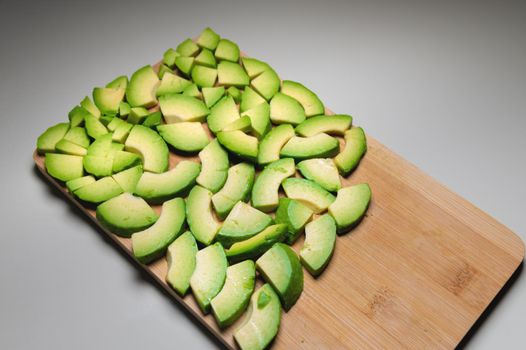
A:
36;27;371;350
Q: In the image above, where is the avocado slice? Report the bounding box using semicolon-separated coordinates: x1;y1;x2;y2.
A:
163;48;179;68
217;61;249;87
93;87;125;115
127;107;149;125
275;198;313;244
190;242;227;313
202;86;225;108
106;75;128;90
241;57;271;79
119;102;131;118
270;92;306;125
195;48;217;68
214;39;240;62
281;80;324;117
68;106;91;127
45;153;84;182
225;224;287;263
234;284;281;350
74;176;124;204
182;83;200;98
126;65;160;108
63;126;90;149
196;139;229;193
157;122;210;153
158;64;174;80
99;115;115;127
196;27;220;50
156;72;192;96
80;96;101;119
112;165;143;193
176;38;200;57
217;130;258;162
84;114;108;139
211;260;256;328
257;124;294;165
166;231;197;296
251;158;295;212
132;197;186;264
328;183;371;233
240;102;271;139
142;111;162;129
216;202;273;247
134;160;201;203
295;114;352;137
125;125;169;174
191;65;217;88
83;155;113;177
186;185;221;245
55;139;87;156
282;178;335;214
66;175;96;193
86;133;113;156
240;86;266;113
159;94;209;123
300;214;336;276
207;96;240;134
175;56;195;76
222;115;251;132
334;127;367;176
211;163;255;220
250;68;280;101
112;122;132;143
107;117;126;132
297;158;341;192
280;133;339;160
256;243;303;311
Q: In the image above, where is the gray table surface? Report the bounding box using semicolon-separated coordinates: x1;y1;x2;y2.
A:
1;0;524;348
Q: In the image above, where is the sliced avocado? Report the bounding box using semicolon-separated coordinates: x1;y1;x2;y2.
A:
66;175;96;193
250;68;280;101
83;155;113;177
107;117;126;132
257;124;294;165
126;65;160;108
217;130;258;162
142;111;162;129
166;231;197;296
190;242;227;313
295;114;352;137
74;176;123;204
86;133;113;156
134;160;201;203
63;126;90;148
176;38;200;57
256;243;303;311
214;39;240;62
84;114;108;139
202;86;225;108
163;48;179;68
68;106;90;127
195;48;217;68
80;96;101;119
191;65;217;88
186;185;221;245
196;139;229;193
211;260;256;328
207;96;240;134
125;125;169;173
328;183;371;233
216;202;273;247
240;102;271;139
282;178;335;214
182;83;200;98
297;158;341;192
93;87;125;115
132;197;186;264
226;86;242;103
45;153;84;182
300;214;336;276
211;163;255;219
251;158;295;212
119;101;131;117
281;80;324;117
112;122;133;143
112;165;143;193
270;92;306;125
275;198;313;244
99;115;115;127
196;27;220;50
55;139;87;156
222;115;251;132
157;122;210;153
240;86;266;113
106;75;128;90
112;150;142;173
234;284;281;350
217;61;249;87
159;94;209;123
156;72;192;96
127;107;149;125
158;64;173;79
225;224;287;263
241;57;271;79
175;56;195;76
334;127;367;176
280;133;339;160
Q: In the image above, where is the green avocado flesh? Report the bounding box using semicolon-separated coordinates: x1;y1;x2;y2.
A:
207;96;240;134
295;114;352;137
250;68;280;101
225;224;287;263
66;176;96;193
196;27;220;50
157;122;209;153
257;124;294;165
112;165;143;193
37;123;70;154
297;158;341;192
217;130;258;162
159;94;210;123
195;49;217;68
300;214;336;276
186;185;221;246
328;183;371;233
166;231;197;296
280;133;339;160
156;72;191;96
282;178;335;214
45;153;84;181
126;65;159;108
251;158;295;212
240;86;266;113
217;61;249;87
334;127;367;176
241;57;271;79
202;86;225;108
196;139;229;193
215;39;240;62
125;125;169;174
211;163;255;220
270;92;306;125
74;177;123;203
93;87;125;115
240;102;271;139
275;198;313;244
281;80;324;117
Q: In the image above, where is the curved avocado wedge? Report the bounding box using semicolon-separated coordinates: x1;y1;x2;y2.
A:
275;198;313;244
166;231;197;296
134;161;201;203
256;243;303;311
281;80;324;117
202;86;225;108
112;150;142;173
186;185;221;246
196;139;229;193
328;183;371;234
106;75;128;90
159;94;210;123
132;198;186;264
157;122;209;153
156;72;192;96
66;175;96;193
240;102;271;139
96;193;158;237
234;284;281;350
211;260;256;328
295;114;352;137
93;87;125;115
257;124;295;165
45;153;84;182
125;125;169;174
63;126;90;149
218;61;249;87
225;224;287;263
300;214;336;277
191;65;217;88
215;39;240;62
282;178;335;214
251;158;295;212
37;123;70;154
280;133;339;160
196;27;220;51
250;68;280;101
270;92;306;125
241;57;271;79
207;96;240;134
297;158;341;192
112;165;143;193
240;86;266;113
126;65;160;108
212;163;255;220
74;177;123;204
190;242;228;313
217;130;258;162
222;115;251;132
334;127;367;176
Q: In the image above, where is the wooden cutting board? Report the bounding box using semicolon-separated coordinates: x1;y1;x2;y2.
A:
34;97;524;349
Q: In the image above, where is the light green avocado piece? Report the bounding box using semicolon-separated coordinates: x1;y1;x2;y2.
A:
156;72;192;96
281;80;324;117
282;178;335;214
211;162;255;220
257;124;294;165
190;242;228;313
195;48;217;68
157;122;209;153
84;114;108;139
119;101;131;117
211;260;256;328
68;106;91;127
225;224;287;263
214;39;240;62
45;153;84;182
280;133;340;160
176;38;200;57
334;127;367;176
112;151;142;173
295;114;352;137
132;198;186;264
240;102;271;139
83;155;113;177
207;96;240;134
87;133;113;156
127;107;149;125
240;86;266;113
166;231;197;296
112;165;143;193
55;139;87;156
66;175;96;192
196;139;229;193
106;75;128;90
163;48;179;68
125;125;169;173
113;124;133;144
175;56;195;76
96;193;157;237
93;87;125;115
216;202;273;247
250;68;280;101
241;57;271;79
159;94;209;123
251;158;295;212
63;126;90;148
270;92;306;125
300;214;336;276
217;130;259;162
98;115;115;127
182;83;200;98
126;65;160;108
217;61;249;87
196;27;220;50
142;111;162;129
202;86;225;108
328;183;371;234
222;115;251;132
256;243;303;311
191;65;217;88
234;284;281;350
275;198;313;244
297;158;341;192
80;96;101;119
107;117;126;132
134;161;201;203
158;63;174;79
226;86;242;103
186;185;221;245
73;176;123;204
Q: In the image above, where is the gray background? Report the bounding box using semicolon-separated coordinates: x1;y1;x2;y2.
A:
0;0;524;348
